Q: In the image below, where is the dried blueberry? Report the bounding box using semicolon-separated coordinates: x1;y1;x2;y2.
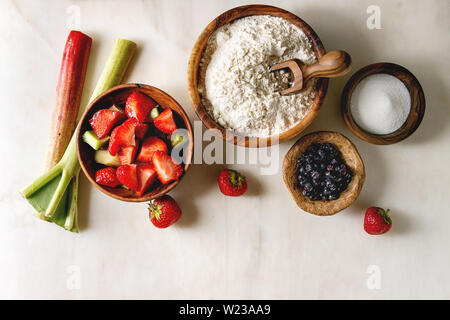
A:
296;142;353;202
311;171;320;180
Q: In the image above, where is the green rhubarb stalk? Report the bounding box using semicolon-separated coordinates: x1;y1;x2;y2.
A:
82;130;110;150
21;39;136;232
35;31;92;222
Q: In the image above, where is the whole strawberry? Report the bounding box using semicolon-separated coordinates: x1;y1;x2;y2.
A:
218;169;247;196
149;195;182;228
364;207;392;235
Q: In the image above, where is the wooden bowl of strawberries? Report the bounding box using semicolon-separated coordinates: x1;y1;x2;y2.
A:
77;83;194;202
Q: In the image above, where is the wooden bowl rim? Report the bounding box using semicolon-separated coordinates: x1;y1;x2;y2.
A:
76;83;194;202
341;62;425;145
187;4;329;148
282;131;365;216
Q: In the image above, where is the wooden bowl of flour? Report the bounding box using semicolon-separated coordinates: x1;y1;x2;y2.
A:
187;4;329;147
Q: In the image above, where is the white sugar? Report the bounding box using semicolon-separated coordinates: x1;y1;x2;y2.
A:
350;74;411;135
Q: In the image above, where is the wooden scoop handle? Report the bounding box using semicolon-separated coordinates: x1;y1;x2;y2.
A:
303;50;352;83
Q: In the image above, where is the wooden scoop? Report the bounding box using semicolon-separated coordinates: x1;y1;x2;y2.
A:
270;50;352;95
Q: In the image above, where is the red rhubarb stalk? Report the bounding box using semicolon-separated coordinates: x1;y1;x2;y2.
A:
45;30;92;170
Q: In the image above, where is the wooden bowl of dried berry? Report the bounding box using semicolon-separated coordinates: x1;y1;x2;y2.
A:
282;131;365;216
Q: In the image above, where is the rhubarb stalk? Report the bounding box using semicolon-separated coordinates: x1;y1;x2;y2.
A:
45;30;92;170
33;31;91;223
21;39;137;232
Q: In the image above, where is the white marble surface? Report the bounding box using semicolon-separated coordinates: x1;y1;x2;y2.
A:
1;0;449;299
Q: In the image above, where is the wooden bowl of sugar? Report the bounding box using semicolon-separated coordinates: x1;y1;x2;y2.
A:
341;62;425;145
187;4;329;147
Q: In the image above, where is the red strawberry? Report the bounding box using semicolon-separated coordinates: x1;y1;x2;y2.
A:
364;207;392;235
148;195;182;228
152;151;183;184
89;109;124;139
116;164;139;191
108;118;138;155
137;136;168;163
125;91;156;122
137;164;157;196
218;169;247;196
135;123;150;140
95;167;120;187
118;140;139;165
108;127;120;153
153;108;177;134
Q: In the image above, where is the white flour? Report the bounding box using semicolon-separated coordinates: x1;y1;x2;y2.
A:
198;15;317;137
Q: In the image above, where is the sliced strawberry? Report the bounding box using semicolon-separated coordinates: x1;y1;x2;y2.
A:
108;127;120;154
137;164;157;196
95;167;120;188
118;140;140;165
152;151;183;184
135;123;150;140
108;118;138;156
89;109;124;139
136;136;168;163
153;108;177;134
116;164;139;191
125;91;156;122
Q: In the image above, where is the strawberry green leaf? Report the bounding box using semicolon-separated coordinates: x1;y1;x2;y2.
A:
149;201;164;220
229;170;245;187
378;208;392;225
